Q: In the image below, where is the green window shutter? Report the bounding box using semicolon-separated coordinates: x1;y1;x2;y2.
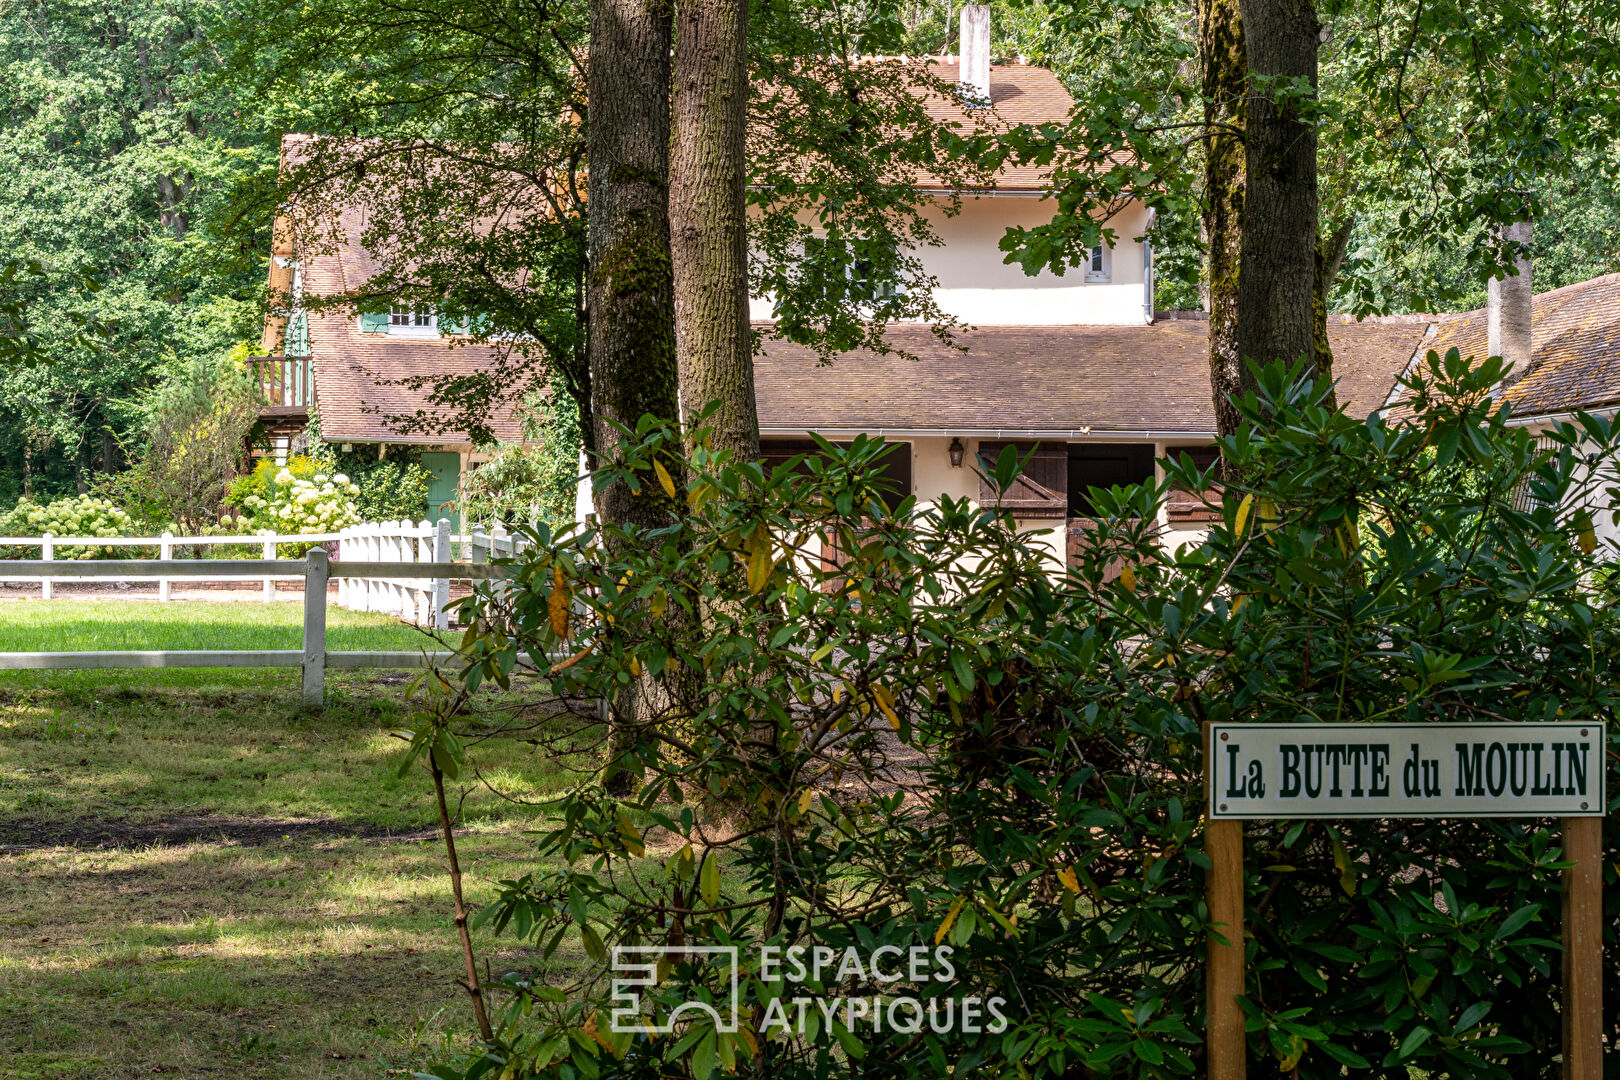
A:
359;310;388;333
467;312;493;337
287;310;310;356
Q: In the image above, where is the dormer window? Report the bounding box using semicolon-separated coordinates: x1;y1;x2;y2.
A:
390;307;433;328
1085;245;1111;283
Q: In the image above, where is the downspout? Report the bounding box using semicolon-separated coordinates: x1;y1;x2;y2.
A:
1143;208;1157;325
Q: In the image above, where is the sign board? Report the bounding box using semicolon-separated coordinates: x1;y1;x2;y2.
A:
1207;722;1605;819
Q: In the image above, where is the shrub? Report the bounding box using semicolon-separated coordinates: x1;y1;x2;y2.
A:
458;442;574;528
340;458;432;523
0;495;141;558
227;455;361;536
408;353;1620;1080
138;345;263;534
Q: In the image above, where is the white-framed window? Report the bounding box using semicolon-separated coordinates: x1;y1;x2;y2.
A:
1085;244;1111;283
801;234;905;306
390;306;434;332
383;308;471;336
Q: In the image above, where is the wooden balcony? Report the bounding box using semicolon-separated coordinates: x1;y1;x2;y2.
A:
248;355;314;415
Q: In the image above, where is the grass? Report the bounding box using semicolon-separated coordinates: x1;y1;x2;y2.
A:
0;600;572;1079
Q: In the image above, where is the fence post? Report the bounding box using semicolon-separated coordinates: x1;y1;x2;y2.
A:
491;524;509;601
362;525;376;612
434;517;452;630
415;519;432;625
262;533;277;602
302;547;329;708
40;533;52;600
471;525;489;570
336;527;348;610
159;531;173;602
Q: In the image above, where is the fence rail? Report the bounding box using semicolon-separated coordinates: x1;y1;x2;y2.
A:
0;519;517;612
0;551;525;705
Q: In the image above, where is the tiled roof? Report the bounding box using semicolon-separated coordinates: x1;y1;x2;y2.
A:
1424;273;1620;416
916;59;1075;191
299;203;528;444
754;321;1429;435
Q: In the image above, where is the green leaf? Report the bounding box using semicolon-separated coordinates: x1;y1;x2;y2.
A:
700;855;720;907
691;1028;717;1080
1397;1026;1433;1060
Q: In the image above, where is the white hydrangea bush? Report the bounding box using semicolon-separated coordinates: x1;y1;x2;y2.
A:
248;470;363;534
0;496;140;559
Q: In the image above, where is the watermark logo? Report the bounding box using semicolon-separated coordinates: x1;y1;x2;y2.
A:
608;944;1008;1036
610;945;741;1034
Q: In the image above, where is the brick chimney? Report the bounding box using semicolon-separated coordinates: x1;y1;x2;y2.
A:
1488;220;1533;386
959;6;991;107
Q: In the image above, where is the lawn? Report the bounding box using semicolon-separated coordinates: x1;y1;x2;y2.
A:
0;600;572;1079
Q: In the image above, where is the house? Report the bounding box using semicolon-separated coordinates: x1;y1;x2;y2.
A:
1416;268;1620;551
252;6;1430;557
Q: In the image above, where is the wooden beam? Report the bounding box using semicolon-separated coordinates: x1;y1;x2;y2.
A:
1562;814;1603;1080
1206;816;1246;1079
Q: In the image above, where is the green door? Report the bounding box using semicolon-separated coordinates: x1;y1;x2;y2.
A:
421;452;462;530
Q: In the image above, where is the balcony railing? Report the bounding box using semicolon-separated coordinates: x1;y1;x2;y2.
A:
248;355;314;413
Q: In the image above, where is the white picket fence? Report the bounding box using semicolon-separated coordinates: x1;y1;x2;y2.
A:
0;520;534;629
0;529;342;602
334;520;529;629
0;552;525;706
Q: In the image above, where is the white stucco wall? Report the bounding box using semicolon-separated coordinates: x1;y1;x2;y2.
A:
748;195;1154;327
1514;414;1620;557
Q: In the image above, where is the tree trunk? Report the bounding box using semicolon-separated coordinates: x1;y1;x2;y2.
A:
671;0;758;462
1235;0;1320;381
1201;0;1247;440
1311;215;1353;405
587;0;680;531
587;0;681;796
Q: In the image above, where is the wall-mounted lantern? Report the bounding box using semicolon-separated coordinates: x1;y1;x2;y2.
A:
948;437;966;468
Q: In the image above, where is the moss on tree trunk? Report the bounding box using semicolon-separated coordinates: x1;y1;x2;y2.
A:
587;0;680;532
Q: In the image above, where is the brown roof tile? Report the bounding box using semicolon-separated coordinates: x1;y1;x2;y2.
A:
754;321;1429;436
300;206;527;443
915;59;1074;190
1424;273;1620;416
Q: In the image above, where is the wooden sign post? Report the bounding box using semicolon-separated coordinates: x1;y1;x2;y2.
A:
1204;722;1606;1080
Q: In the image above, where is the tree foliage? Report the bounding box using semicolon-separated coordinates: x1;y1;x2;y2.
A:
0;0;273;498
405;356;1619;1079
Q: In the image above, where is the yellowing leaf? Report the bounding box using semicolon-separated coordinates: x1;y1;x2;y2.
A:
1234;492;1255;535
700;855;721;907
736;1024;759;1057
650;587;667;618
1055;867;1080;894
831;682;843;705
1118;563;1137;593
1576;513;1598;554
747;542;773;595
549;639;599;674
935;895;967;945
1330;830;1356;896
654;458;677;500
872;684;900;729
797;788;814;815
628;655;642;677
549;566;571;639
810;641;834;664
584;1011;612;1053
